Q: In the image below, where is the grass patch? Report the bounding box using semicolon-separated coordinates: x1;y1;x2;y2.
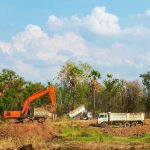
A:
113;137;135;144
130;134;150;143
58;124;112;142
113;134;150;144
58;123;150;144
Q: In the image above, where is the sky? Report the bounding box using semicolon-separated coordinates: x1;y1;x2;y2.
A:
0;0;150;83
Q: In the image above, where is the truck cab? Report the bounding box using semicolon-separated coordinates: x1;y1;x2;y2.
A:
81;111;93;120
98;113;108;124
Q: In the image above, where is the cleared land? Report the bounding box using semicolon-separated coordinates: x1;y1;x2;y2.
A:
1;119;150;150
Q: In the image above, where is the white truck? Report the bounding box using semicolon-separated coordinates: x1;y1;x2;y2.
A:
68;105;86;118
98;112;145;127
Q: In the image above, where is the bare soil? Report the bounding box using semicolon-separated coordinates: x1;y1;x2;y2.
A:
1;119;150;149
0;120;57;140
100;125;150;136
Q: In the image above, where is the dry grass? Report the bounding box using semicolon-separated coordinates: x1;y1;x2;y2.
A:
0;136;48;149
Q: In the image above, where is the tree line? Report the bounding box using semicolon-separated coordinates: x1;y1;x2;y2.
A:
0;61;150;116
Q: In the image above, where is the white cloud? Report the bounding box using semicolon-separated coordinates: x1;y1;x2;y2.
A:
123;59;144;69
145;9;150;16
47;15;64;31
12;24;50;52
0;41;12;54
83;7;120;35
90;49;123;66
14;60;42;81
36;51;69;62
130;9;150;18
4;24;87;63
47;6;120;35
123;26;150;37
139;51;150;63
86;42;145;70
0;21;148;81
34;32;87;62
1;7;150;82
47;7;150;38
0;24;88;81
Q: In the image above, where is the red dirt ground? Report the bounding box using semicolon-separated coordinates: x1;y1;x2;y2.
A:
0;120;57;140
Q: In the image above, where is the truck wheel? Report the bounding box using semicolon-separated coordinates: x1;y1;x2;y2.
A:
100;122;108;128
37;118;45;123
141;122;144;126
118;122;123;126
132;122;137;126
124;122;130;128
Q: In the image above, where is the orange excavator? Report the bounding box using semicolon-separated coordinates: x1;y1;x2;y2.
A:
3;84;56;121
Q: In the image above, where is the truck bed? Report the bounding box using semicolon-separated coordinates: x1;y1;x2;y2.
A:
109;113;145;122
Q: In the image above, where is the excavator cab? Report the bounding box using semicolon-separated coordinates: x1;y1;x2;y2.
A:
27;106;34;120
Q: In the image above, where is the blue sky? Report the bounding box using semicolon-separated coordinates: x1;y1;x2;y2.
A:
0;0;150;82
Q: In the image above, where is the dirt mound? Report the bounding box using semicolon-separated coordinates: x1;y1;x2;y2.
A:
0;120;57;140
101;125;150;136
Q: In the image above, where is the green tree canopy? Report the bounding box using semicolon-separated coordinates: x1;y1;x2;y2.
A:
140;71;150;112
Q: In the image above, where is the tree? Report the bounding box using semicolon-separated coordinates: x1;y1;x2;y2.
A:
0;69;24;97
103;74;120;112
0;69;25;114
118;80;126;112
89;69;101;116
124;81;143;112
58;61;83;109
140;72;150;112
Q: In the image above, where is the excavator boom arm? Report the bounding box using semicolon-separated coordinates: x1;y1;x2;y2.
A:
22;85;56;115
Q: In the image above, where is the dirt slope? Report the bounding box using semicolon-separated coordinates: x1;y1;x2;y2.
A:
0;120;57;140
